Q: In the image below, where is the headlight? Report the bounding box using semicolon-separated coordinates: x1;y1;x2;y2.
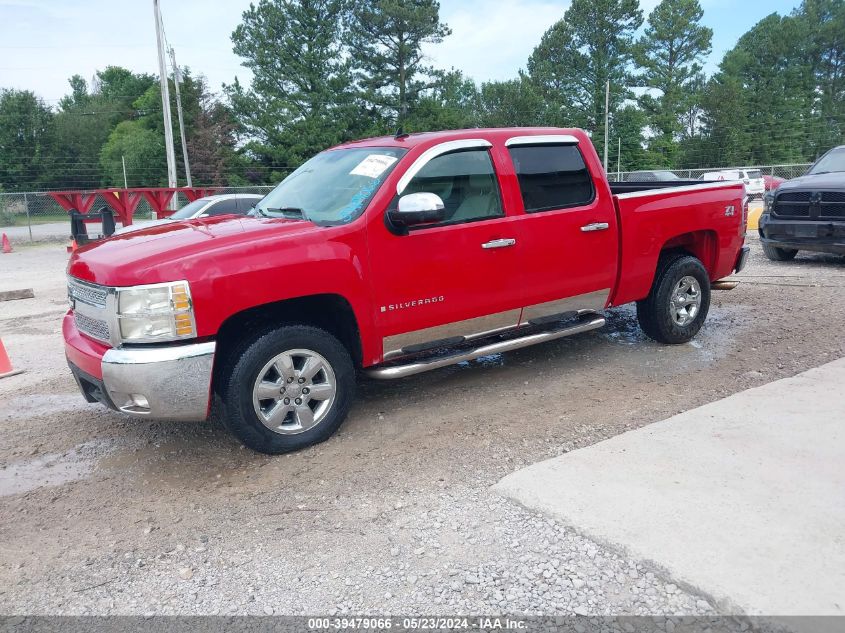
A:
116;281;196;343
763;192;774;213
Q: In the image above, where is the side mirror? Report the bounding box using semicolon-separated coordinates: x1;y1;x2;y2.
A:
388;192;446;229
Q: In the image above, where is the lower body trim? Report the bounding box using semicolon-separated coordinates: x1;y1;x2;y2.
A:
366;313;606;380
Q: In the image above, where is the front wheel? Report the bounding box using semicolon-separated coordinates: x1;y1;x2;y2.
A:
762;243;798;261
636;254;711;344
214;325;355;454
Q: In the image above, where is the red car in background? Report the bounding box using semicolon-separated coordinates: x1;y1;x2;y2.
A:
764;175;785;191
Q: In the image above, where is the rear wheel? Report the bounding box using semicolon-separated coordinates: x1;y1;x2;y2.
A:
215;325;355;454
762;243;798;261
637;254;711;344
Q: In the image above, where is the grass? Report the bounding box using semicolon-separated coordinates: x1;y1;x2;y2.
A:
0;212;71;228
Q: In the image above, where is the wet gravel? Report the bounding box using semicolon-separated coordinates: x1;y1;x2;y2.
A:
1;235;844;616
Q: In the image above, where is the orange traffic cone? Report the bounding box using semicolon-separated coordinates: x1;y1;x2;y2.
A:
66;238;78;254
1;233;11;254
0;337;23;379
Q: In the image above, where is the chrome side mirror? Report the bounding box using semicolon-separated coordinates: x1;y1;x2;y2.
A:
388;192;446;229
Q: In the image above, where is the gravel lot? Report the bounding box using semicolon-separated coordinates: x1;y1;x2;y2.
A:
1;234;844;617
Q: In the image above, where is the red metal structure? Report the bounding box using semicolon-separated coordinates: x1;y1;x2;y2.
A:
48;188;221;226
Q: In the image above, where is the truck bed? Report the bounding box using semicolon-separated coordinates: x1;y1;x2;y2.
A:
608;180;747;307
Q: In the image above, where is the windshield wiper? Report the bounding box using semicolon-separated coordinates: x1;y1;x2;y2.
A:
257;206;309;220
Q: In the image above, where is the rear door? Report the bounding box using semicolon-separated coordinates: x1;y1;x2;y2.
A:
368;142;524;359
504;137;618;321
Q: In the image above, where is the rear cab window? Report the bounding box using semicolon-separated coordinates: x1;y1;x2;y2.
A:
507;144;595;213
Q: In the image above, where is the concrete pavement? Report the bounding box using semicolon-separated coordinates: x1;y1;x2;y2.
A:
495;358;845;622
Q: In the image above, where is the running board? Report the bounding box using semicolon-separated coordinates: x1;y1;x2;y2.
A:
365;314;606;380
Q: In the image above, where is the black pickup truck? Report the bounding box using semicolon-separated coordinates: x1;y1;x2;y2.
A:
759;146;845;260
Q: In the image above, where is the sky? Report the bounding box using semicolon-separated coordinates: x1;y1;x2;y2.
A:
1;0;802;105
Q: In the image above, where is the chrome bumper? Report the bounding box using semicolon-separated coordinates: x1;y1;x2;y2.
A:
100;341;216;421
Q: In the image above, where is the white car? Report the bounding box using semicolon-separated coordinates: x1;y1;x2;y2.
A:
114;194;264;235
700;169;765;199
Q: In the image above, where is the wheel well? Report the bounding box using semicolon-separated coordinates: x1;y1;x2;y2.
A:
660;230;718;275
214;294;363;370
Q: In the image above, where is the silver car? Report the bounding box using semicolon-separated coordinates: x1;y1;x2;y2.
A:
115;194;264;235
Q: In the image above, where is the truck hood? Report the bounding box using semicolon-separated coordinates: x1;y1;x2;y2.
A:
778;172;845;191
68;215;319;286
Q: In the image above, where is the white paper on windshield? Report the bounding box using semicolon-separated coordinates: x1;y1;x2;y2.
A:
350;154;398;178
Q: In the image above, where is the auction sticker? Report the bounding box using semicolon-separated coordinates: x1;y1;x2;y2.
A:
350;154;398;178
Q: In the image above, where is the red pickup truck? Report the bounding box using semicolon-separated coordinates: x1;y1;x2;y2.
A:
64;128;749;454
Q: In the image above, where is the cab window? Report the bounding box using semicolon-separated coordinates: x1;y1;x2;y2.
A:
508;144;594;213
401;149;503;226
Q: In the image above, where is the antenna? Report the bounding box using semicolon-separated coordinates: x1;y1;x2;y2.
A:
394;128;409;140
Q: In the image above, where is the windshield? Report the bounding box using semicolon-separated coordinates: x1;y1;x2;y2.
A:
746;170;762;179
808;147;845;175
169;198;209;220
256;147;407;224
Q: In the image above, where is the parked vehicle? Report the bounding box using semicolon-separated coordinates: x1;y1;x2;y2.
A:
623;170;683;182
758;145;845;260
763;175;785;191
64;128;749;454
113;194;263;235
700;169;765;199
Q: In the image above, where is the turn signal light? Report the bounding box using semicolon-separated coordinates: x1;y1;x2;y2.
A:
174;313;194;336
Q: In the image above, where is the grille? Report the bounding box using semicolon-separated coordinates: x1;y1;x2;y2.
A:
822;192;845;203
820;203;845;219
74;311;110;342
68;278;108;307
778;191;812;202
773;202;810;217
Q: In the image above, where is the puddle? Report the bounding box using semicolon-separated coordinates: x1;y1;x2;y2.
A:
0;440;110;497
458;353;505;369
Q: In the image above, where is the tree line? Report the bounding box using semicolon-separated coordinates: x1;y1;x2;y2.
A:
0;0;843;193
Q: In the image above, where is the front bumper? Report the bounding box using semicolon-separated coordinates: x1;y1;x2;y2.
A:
758;214;845;256
64;313;216;421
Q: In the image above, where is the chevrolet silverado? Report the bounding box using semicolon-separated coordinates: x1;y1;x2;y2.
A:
64;128;749;454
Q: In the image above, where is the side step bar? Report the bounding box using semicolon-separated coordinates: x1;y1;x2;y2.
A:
365;314;606;380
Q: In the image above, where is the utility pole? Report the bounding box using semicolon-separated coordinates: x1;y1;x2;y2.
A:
603;80;610;173
169;46;192;187
617;138;622;180
153;0;177;197
121;155;128;189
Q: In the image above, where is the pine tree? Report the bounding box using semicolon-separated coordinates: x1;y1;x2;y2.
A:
528;0;643;156
227;0;360;172
636;0;712;165
346;0;451;125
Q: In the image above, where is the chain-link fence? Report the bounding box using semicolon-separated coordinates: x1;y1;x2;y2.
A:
0;186;275;241
0;164;815;240
615;163;812;181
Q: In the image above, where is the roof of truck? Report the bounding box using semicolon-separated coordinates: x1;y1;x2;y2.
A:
333;127;586;150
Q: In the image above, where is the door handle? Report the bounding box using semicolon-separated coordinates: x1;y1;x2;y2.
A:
580;222;610;232
481;238;516;249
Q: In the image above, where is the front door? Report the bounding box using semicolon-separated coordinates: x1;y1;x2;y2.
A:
504;139;618;322
368;145;524;359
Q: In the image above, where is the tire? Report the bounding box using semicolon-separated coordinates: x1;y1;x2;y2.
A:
214;325;355;454
636;253;711;345
762;243;798;261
